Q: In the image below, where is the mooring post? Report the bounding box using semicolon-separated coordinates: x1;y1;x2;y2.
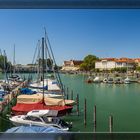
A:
76;94;79;116
71;90;73;100
94;105;96;132
84;98;87;127
109;115;113;133
63;85;65;96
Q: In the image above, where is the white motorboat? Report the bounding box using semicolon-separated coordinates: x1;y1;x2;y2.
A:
107;77;114;84
124;77;131;84
9;110;72;131
93;77;101;83
114;77;123;84
103;78;108;83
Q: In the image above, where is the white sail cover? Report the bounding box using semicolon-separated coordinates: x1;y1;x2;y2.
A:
29;79;61;91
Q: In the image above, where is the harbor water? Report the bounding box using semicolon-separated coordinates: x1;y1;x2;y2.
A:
1;73;140;132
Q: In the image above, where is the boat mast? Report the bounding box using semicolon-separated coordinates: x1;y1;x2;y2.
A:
3;50;7;82
13;44;16;74
42;37;45;103
44;28;63;91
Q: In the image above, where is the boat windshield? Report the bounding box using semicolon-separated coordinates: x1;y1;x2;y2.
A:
42;116;60;124
25;116;42;122
42;116;53;123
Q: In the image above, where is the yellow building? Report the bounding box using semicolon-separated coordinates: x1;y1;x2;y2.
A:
61;60;83;71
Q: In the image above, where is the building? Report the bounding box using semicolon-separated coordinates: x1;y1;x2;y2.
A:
95;58;135;70
61;60;83;71
134;58;140;67
15;64;37;72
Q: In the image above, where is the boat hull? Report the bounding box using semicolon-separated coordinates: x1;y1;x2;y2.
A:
12;102;73;116
10;118;69;131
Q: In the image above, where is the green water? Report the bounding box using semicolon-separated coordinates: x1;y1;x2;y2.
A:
1;73;140;132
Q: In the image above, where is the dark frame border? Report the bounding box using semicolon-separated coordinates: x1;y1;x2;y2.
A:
0;0;140;9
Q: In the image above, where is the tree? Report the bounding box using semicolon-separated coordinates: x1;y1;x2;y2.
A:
47;58;53;70
0;55;12;71
80;54;99;71
136;66;140;72
37;58;53;71
112;67;127;73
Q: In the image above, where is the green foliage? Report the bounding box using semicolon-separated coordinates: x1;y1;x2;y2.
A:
80;54;99;71
0;55;12;70
47;58;53;70
136;66;140;71
38;58;53;70
112;67;127;73
80;63;88;71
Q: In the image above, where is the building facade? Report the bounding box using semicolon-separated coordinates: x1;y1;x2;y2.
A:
134;58;140;67
95;58;135;70
61;60;83;71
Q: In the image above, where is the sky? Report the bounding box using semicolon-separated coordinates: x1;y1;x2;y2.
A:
0;9;140;65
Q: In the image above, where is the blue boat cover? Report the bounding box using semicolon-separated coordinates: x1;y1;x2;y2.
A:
52;81;57;84
5;126;65;133
0;91;6;98
20;88;36;95
44;85;48;90
0;91;6;95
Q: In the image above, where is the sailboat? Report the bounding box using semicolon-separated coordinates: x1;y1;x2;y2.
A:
12;33;75;116
124;62;131;84
8;45;23;83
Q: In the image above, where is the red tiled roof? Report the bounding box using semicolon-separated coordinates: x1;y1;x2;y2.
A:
73;60;83;65
98;57;135;63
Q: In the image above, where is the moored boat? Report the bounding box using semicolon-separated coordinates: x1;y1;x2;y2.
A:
85;76;93;83
103;78;108;83
12;102;73;116
9;111;72;131
5;125;65;133
93;76;101;83
124;77;131;84
114;77;124;84
12;34;75;116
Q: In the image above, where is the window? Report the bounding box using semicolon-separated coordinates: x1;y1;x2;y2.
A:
25;116;42;122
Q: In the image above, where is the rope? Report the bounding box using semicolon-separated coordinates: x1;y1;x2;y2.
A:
44;29;63;91
44;28;66;102
28;40;40;81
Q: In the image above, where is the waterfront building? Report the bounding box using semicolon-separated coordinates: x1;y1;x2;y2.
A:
61;60;83;71
15;64;37;72
95;58;135;70
134;58;140;67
